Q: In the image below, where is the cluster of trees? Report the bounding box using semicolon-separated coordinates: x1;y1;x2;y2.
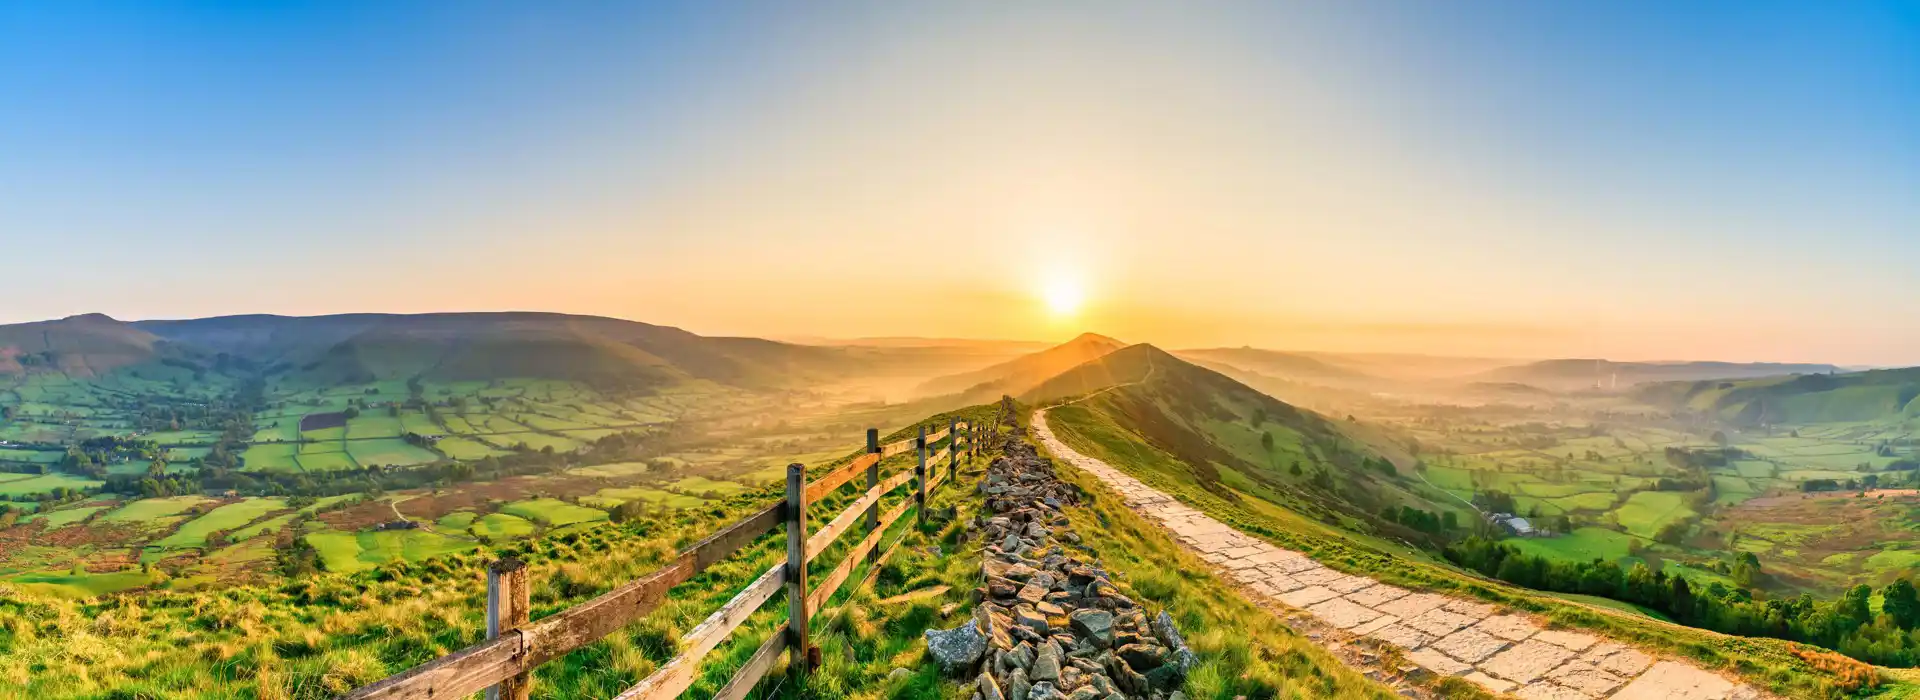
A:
1379;504;1456;534
1446;536;1920;666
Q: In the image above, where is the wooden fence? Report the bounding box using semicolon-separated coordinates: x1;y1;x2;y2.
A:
345;415;990;700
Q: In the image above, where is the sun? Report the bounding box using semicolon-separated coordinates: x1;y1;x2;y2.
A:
1042;278;1085;317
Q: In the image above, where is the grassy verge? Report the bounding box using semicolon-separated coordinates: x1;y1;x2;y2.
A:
1019;415;1405;700
1043;402;1902;700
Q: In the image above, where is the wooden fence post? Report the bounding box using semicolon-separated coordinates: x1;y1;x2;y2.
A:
784;463;810;687
487;558;531;700
864;428;880;566
915;426;928;526
948;416;958;481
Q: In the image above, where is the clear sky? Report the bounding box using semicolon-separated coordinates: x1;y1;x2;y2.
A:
3;2;1918;364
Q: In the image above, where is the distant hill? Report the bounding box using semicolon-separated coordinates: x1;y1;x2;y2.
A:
1470;359;1841;392
1030;344;1463;541
0;314;177;377
135;312;856;390
1636;367;1920;425
914;332;1127;400
1174;347;1378;386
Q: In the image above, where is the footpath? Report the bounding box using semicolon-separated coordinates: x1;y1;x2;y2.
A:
1033;408;1762;700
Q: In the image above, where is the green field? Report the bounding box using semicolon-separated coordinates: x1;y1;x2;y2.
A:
499;498;607;527
596;486;707;509
3;570;153;599
1507;527;1640;563
1614;491;1694;539
471;512;536;539
0;472;103;497
28;504;111;528
345;438;440;467
154;498;288;550
101;496;212;524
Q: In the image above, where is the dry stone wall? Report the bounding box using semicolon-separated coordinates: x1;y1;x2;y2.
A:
925;412;1196;700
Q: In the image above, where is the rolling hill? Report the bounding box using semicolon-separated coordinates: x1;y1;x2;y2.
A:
1024;344;1465;541
135;312;857;390
1173;347;1379;386
1470;358;1840;392
913;331;1126;401
1636;366;1920;425
0;313;185;377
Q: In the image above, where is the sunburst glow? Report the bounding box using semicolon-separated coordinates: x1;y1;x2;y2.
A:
1042;278;1085;317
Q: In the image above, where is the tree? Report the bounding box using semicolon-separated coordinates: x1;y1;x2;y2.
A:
1884;579;1920;629
1289;462;1303;477
1838;584;1873;627
1260;431;1274;453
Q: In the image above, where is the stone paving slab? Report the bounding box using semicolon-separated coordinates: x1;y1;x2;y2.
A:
1032;410;1761;700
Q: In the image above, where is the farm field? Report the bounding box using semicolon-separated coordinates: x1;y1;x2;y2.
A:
1376;397;1920;597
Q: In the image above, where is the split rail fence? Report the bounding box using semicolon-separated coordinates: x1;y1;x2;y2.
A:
345;415;992;700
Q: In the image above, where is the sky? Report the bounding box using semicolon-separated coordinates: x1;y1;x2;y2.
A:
3;2;1918;365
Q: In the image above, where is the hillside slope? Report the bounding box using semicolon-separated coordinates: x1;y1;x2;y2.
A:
137;312;855;390
0;314;183;377
1637;367;1920;425
914;332;1126;400
1475;358;1840;392
1023;344;1468;542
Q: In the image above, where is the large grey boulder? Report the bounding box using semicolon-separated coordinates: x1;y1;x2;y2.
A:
926;619;989;675
1069;609;1115;648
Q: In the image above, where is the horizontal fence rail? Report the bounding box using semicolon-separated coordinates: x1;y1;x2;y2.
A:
345;418;982;700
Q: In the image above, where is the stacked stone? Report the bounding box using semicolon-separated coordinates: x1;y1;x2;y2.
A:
926;432;1196;700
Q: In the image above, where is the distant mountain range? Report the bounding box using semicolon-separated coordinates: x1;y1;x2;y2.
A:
0;312;906;392
1469;358;1842;392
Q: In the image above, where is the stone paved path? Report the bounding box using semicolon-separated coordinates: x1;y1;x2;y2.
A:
1033;409;1761;700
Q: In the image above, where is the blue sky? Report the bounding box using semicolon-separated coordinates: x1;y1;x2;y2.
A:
2;2;1917;363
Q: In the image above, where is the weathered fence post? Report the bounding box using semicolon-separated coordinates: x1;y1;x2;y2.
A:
864;428;880;566
948;416;958;481
486;558;531;700
915;426;928;525
785;463;810;686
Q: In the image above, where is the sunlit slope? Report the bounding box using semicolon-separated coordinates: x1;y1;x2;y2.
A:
914;331;1126;400
1025;344;1467;542
1637;367;1920;425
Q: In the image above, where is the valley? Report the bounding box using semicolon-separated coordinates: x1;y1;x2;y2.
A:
2;312;1917;697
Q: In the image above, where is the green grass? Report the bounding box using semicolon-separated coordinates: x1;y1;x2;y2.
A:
346;415;404;439
434;436;507;460
0;472;103;497
1506;527;1640;563
471;512;536;539
296;451;359;472
571;461;654;478
499;498;608;527
102;495;212;524
1614;491;1695;539
596;487;707;509
3;570;153;599
154;498;289;550
667;476;749;496
240;442;301;472
27;504;111;528
345;438;441;467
